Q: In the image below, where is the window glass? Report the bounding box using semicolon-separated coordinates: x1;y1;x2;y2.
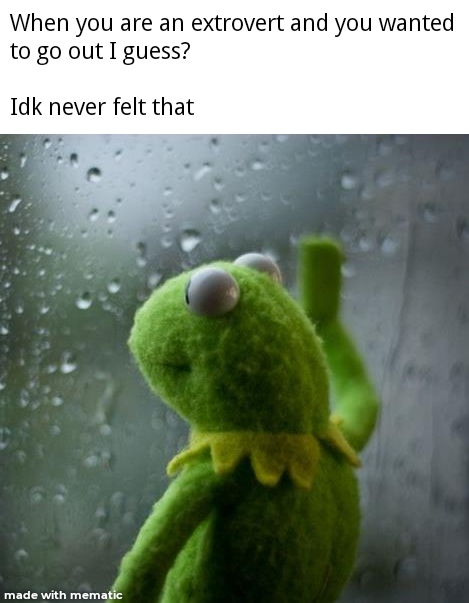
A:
1;135;468;601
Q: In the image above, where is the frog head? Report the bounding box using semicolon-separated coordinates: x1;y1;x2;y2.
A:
129;254;330;435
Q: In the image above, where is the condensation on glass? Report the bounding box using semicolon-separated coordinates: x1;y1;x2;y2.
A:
0;135;468;602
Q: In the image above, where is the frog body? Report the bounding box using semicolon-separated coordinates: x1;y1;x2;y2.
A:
112;239;379;602
161;451;359;603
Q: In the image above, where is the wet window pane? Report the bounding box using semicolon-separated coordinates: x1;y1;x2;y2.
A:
1;135;468;602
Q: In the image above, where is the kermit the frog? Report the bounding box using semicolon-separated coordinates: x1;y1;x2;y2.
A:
112;237;379;602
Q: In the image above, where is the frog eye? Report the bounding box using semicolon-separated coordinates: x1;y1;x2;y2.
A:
234;253;282;284
185;268;240;317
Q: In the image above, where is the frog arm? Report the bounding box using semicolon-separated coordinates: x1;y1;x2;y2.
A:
299;236;379;451
112;461;218;601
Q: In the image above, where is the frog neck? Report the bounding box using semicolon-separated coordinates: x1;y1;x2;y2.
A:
189;388;330;436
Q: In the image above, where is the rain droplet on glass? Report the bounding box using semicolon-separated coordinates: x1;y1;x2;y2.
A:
251;159;265;171
209;199;221;214
60;353;77;374
380;235;400;256
107;278;121;294
194;164;212;182
8;197;22;213
87;167;102;183
340;171;358;191
179;229;201;253
147;272;162;289
76;292;92;310
88;208;99;222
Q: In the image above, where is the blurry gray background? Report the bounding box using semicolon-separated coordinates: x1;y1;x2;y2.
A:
0;135;468;602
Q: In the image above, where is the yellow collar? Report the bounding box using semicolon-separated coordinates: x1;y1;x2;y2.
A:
167;416;360;490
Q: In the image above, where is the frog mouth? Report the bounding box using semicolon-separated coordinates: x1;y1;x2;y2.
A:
156;360;191;374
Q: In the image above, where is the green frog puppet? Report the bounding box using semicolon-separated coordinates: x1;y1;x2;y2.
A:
112;237;379;602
